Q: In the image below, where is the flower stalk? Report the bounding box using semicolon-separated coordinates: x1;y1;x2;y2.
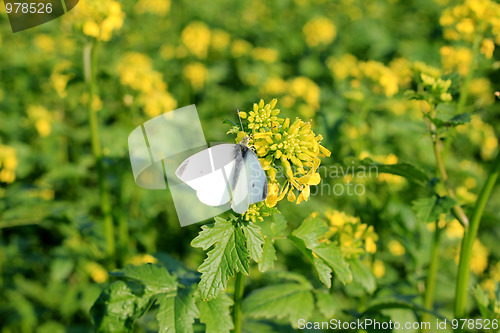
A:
454;147;500;320
84;41;115;262
232;272;245;333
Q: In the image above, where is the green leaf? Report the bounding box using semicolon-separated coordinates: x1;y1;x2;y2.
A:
111;264;178;294
358;158;430;187
91;280;153;332
291;216;352;286
312;244;352;285
314;291;338;318
412;195;457;223
192;219;250;300
242;222;264;263
243;283;314;327
349;259;376;294
156;285;199;333
197;292;234;333
258;238;277;272
291;216;328;248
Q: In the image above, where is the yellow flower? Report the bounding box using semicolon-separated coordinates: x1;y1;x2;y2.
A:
480;38;495;59
86;262;108;283
372;259;386;278
127;254;158;266
181;21;211;58
34;34;55;53
27;105;52;137
51;61;74;98
322;210;378;259
251;47;279;63
74;0;125;42
211;29;231;50
135;0;170;15
303;17;337;47
0;145;17;183
469;240;489;275
231;39;252;58
183;62;208;91
235;99;330;207
445;219;464;239
117;53;177;116
388;240;405;256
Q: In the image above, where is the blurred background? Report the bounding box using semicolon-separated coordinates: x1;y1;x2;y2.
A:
0;0;499;331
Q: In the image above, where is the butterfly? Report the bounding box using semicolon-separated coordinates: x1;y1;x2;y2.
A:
175;134;268;214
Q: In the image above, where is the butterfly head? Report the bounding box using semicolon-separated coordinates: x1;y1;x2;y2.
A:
239;134;251;147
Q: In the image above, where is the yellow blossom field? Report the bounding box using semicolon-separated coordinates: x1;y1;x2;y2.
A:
0;0;499;332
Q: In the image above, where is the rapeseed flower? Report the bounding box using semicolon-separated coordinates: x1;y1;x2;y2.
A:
0;145;17;183
320;210;378;258
117;53;177;117
181;22;211;59
303;17;337;47
135;0;170;15
235;99;330;208
73;0;125;42
183;62;208;91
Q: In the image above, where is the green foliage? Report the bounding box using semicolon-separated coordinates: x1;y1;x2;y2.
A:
412;195;457;223
291;216;352;287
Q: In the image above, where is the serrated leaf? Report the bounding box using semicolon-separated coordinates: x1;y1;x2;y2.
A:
258;238;277;272
242;222;264;263
111;264;177;294
243;283;314;327
412;195;457;223
312;244;352;284
349;259;376;294
91;280;152;332
197;292;234;333
291;217;352;286
291;216;328;248
156;285;199;333
192;219;250;300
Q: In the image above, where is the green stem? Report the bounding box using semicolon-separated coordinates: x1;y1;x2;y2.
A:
454;148;500;321
422;222;442;333
232;272;245;333
84;41;115;262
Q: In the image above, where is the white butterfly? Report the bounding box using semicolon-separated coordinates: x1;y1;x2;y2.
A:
175;136;268;214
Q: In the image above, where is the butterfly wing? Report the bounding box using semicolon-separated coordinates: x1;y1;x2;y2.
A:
176;144;238;207
231;146;268;214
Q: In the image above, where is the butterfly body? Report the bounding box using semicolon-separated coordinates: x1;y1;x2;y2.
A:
175;137;268;214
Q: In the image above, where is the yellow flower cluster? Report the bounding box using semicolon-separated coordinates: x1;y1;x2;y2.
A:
73;0;125;42
440;46;473;75
236;99;330;208
134;0;170;15
420;73;453;104
327;55;399;98
320;210;378;259
457;115;498;160
455;239;490;275
50;60;73;98
181;22;212;58
440;0;500;46
183;62;208;91
481;262;500;298
303;17;337;47
27;105;52;137
85;262;108;283
260;76;320;118
0;144;17;183
117;53;177;118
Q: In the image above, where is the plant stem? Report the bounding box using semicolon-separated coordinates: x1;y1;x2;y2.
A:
454;148;500;320
84;41;115;262
232;272;245;333
422;221;442;333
